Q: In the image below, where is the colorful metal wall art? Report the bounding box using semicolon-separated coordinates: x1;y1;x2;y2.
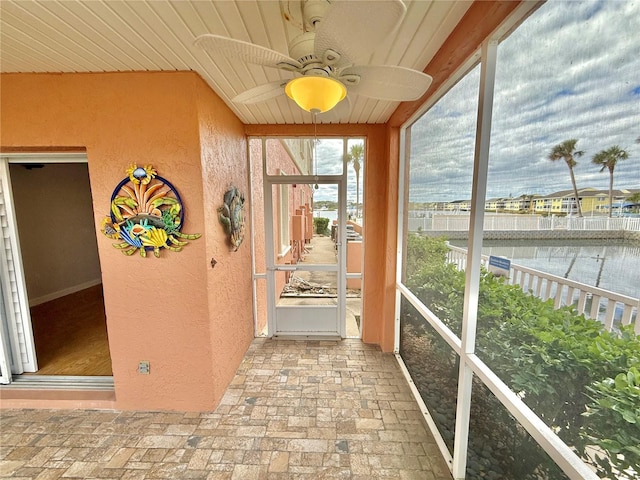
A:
218;186;245;251
101;165;201;257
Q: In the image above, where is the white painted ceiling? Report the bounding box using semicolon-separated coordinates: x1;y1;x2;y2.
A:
0;0;471;125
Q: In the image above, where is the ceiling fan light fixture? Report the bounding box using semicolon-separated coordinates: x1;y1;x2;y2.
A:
285;76;346;113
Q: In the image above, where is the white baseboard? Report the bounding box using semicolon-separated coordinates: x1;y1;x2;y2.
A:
29;278;102;307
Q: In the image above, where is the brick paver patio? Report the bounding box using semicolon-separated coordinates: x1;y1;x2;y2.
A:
0;339;452;479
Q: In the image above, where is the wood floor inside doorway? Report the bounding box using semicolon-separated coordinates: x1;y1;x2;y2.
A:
28;285;112;376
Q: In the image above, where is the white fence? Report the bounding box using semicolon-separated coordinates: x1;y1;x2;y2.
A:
446;244;639;334
408;214;640;232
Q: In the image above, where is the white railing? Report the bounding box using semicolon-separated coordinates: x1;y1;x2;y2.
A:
446;244;640;334
409;213;640;232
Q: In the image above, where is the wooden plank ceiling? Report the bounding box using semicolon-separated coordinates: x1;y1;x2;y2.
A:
0;0;471;125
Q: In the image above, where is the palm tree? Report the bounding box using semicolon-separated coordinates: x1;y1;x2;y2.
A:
592;146;629;217
627;192;640;213
347;143;364;218
548;139;584;217
628;192;640;203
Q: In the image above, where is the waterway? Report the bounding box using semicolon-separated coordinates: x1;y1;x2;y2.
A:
314;210;338;222
449;239;640;299
314;210;362;223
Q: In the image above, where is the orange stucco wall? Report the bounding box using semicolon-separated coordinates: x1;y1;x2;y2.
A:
1;71;253;411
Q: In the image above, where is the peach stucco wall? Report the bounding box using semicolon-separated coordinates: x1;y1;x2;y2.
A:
1;71;253;411
195;78;255;407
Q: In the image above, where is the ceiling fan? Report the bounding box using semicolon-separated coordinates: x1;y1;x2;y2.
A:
194;0;432;115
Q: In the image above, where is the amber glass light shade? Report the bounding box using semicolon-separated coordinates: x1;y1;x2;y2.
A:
285;76;347;113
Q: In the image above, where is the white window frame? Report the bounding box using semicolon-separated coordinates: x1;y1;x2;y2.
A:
395;2;599;479
278;178;290;258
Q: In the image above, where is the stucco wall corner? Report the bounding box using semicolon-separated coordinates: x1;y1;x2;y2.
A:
194;77;255;409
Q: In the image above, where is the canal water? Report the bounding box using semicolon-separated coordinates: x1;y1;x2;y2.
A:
450;239;640;299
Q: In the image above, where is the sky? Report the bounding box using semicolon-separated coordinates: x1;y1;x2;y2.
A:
310;138;364;205
408;0;640;203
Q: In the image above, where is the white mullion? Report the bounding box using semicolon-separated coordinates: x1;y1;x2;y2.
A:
395;352;454;469
263;138;277;338
292;265;338;271
264;174;343;184
338;139;348;338
467;354;599;480
452;39;498;479
397;284;462;354
394;126;410;353
246;137;260;337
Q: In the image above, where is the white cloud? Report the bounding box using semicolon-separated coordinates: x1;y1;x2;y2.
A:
312;138;366;203
409;0;640;202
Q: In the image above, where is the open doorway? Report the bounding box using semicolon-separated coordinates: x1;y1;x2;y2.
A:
5;160;111;377
249;137;364;339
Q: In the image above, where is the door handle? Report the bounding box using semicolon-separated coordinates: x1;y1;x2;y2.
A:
273;265;297;271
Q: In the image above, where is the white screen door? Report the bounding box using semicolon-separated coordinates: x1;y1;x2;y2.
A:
264;176;346;337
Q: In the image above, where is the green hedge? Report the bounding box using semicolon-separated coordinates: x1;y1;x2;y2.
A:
404;234;640;479
313;217;330;235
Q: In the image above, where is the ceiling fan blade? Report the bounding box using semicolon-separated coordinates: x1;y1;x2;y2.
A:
314;0;406;67
232;81;287;104
195;34;301;69
343;65;432;101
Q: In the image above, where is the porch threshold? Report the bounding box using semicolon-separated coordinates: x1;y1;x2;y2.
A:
0;376;115;410
272;335;341;341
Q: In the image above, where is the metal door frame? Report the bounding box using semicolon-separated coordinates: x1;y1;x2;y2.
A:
262;139;347;338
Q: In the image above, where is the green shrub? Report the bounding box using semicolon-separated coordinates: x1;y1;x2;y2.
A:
313;217;330;235
583;367;640;478
403;233;640;478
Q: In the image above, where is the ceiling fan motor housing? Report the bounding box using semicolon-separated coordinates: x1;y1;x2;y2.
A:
288;31;317;65
288;31;337;79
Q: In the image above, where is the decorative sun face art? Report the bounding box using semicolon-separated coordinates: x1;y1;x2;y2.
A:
101;164;201;258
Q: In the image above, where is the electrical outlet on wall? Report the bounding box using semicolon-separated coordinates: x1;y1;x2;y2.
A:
138;361;150;374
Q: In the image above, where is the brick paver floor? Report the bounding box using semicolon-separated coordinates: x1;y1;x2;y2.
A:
0;339;452;479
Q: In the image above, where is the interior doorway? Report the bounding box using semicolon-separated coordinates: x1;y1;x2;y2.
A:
0;156;112;380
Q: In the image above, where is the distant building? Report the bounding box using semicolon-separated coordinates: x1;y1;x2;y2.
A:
437;188;639;215
445;199;471;212
531;188;638;215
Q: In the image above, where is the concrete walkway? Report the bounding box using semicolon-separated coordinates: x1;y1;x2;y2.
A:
279;235;361;337
0;339;452;479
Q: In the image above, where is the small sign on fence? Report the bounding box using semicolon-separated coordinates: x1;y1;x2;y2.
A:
489;255;511;278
